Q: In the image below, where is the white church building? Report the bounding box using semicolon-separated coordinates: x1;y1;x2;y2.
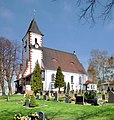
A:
16;19;87;93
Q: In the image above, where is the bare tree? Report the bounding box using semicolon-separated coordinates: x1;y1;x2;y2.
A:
0;37;6;95
76;0;114;23
0;36;21;95
88;50;108;84
54;0;114;23
88;49;114;88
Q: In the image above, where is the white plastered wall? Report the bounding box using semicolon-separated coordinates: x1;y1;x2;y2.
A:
44;69;87;92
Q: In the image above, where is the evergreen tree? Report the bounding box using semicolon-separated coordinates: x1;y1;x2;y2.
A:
64;82;66;94
31;62;42;95
67;82;70;95
54;66;65;93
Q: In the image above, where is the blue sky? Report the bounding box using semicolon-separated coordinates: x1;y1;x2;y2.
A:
0;0;114;70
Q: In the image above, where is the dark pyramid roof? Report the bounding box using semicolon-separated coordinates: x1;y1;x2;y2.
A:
27;19;43;35
42;47;86;74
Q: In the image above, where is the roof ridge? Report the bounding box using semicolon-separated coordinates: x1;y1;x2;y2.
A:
43;46;77;56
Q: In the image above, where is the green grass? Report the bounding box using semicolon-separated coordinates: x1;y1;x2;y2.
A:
0;95;114;120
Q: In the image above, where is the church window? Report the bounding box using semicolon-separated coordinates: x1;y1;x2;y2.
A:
51;74;55;81
79;76;82;85
91;84;95;89
51;84;54;89
71;76;74;84
42;71;45;81
35;38;37;44
71;84;73;90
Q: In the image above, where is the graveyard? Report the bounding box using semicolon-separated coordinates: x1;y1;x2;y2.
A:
0;91;114;120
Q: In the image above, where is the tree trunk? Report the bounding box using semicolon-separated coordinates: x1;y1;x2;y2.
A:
59;87;60;94
8;82;12;95
1;85;5;95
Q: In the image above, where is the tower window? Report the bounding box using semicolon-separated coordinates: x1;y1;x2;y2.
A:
26;59;28;66
35;38;37;44
24;40;27;52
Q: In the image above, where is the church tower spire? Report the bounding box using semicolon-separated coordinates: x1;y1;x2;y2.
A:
27;19;43;36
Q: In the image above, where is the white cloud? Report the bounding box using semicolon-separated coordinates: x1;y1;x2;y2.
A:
0;7;14;20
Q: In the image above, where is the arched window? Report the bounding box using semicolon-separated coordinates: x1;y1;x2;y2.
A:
51;84;54;89
79;76;82;85
51;74;55;81
35;38;37;44
71;76;74;84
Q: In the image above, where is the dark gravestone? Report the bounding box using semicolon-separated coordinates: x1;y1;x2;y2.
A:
39;112;45;120
102;94;105;100
108;91;114;103
75;96;83;104
93;98;99;106
54;92;58;101
25;100;30;107
44;95;48;100
36;95;40;100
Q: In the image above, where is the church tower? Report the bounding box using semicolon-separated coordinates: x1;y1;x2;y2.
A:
22;19;43;77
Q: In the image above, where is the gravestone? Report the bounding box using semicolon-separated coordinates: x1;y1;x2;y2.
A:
108;91;114;103
93;98;99;106
25;100;30;107
102;94;105;100
65;96;70;103
39;112;45;120
36;95;40;100
48;91;51;98
54;92;59;101
44;95;48;100
75;96;83;104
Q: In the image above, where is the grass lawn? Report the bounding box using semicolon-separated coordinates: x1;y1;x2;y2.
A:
0;95;114;120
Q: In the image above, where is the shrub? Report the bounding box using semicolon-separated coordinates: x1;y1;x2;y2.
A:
48;97;54;101
25;94;30;100
30;94;36;107
59;97;64;102
29;94;40;107
84;90;96;103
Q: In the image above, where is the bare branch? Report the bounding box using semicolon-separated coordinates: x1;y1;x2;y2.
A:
102;0;114;21
79;0;96;23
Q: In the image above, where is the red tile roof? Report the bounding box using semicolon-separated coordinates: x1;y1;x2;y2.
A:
42;47;86;74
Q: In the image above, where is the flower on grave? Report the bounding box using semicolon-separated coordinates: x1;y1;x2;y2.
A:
21;116;28;120
13;113;22;120
28;112;39;119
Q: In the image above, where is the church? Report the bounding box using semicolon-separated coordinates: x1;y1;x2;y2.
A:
15;19;87;93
